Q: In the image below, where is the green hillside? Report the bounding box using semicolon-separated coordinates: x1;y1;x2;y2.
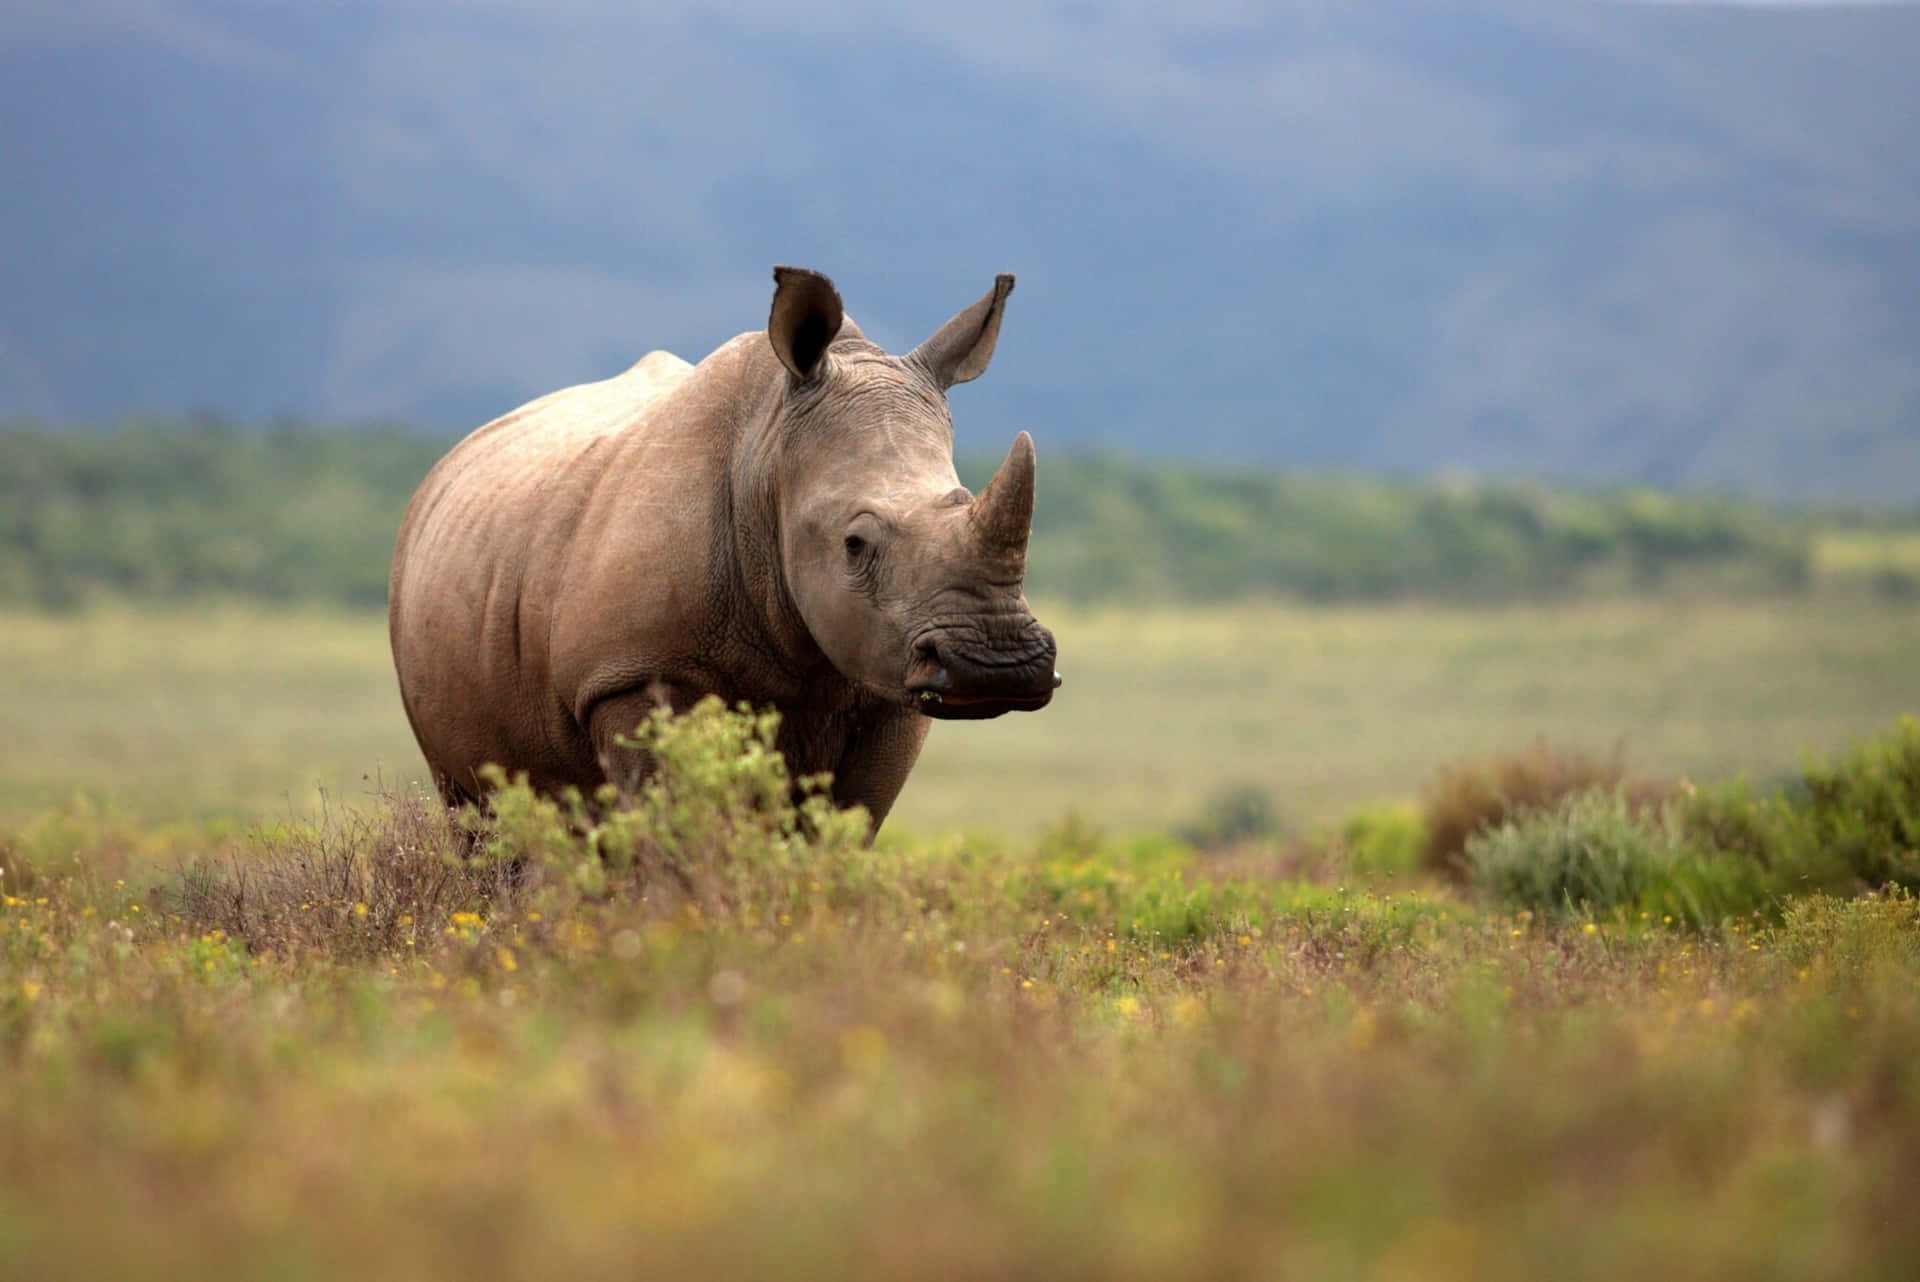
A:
4;422;1916;611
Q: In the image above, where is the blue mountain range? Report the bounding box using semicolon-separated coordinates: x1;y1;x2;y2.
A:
3;1;1916;499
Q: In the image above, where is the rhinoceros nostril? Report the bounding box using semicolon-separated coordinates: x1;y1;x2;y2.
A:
907;641;951;695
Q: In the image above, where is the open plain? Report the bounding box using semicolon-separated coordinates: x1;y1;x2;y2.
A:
3;597;1916;834
3;596;1919;1280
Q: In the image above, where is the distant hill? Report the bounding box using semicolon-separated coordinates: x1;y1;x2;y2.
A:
2;2;1916;500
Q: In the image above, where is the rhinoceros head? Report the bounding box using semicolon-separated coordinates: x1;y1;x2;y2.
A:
763;266;1060;720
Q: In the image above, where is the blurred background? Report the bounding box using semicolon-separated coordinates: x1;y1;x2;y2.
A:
3;0;1918;836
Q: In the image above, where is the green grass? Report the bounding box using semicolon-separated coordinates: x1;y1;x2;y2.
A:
4;597;1919;834
0;604;415;827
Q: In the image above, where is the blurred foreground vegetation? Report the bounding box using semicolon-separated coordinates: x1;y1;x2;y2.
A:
5;703;1920;1280
7;421;1919;609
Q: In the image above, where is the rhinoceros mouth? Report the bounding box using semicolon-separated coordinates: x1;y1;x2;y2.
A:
912;686;1057;720
903;628;1060;719
906;661;1062;719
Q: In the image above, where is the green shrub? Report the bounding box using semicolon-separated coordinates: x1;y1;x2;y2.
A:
1422;741;1666;878
1464;789;1769;925
1676;719;1920;901
1176;784;1284;851
1336;803;1428;880
1672;780;1787;868
476;697;876;923
1465;789;1678;919
1794;716;1920;892
1772;888;1920;975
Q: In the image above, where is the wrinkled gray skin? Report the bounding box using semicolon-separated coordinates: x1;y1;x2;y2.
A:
389;267;1059;834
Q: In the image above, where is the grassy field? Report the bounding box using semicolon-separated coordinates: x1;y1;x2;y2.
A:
3;762;1918;1280
2;598;1917;835
5;602;1920;1278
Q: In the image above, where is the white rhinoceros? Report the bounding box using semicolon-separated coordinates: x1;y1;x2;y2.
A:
389;267;1059;832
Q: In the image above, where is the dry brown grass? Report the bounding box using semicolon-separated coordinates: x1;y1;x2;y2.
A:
167;790;505;959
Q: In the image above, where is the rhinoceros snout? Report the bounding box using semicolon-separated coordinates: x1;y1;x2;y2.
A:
907;625;1059;720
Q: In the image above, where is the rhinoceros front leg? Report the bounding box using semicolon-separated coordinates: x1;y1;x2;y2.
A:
829;708;932;836
585;681;703;799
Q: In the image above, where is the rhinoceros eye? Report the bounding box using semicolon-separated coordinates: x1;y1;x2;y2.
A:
844;533;868;558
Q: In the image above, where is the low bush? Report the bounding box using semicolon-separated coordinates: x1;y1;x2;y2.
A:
1421;741;1665;878
1465;789;1689;921
1464;719;1920;925
1772;887;1920;975
1176;784;1284;851
477;697;883;925
1794;716;1920;892
1676;717;1920;901
1335;803;1428;880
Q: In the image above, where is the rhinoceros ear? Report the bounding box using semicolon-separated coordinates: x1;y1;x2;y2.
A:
908;274;1015;389
768;266;845;382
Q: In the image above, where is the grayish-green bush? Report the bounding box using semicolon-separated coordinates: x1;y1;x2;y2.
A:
1465;789;1689;920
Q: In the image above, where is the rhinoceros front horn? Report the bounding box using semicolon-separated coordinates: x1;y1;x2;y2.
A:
971;431;1036;559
